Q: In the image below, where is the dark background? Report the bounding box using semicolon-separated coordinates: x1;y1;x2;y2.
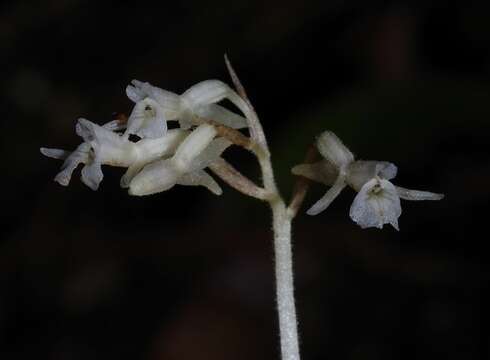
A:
1;0;489;359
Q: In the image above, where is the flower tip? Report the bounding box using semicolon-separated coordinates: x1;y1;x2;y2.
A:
54;173;70;186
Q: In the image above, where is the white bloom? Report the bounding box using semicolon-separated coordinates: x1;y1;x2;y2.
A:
41;119;188;190
123;97;167;139
292;130;444;230
349;177;402;230
129;124;231;196
126;79;248;131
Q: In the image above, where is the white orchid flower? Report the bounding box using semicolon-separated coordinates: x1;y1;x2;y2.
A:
123;97;167;139
292;131;444;230
129;124;231;196
126;79;248;131
41;119;188;190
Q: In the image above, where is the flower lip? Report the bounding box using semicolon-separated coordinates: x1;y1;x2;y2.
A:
349;177;402;230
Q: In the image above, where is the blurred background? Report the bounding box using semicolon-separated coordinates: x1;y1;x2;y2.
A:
1;0;489;359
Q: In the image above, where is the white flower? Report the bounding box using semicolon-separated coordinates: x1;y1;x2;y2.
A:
123;97;167;139
126;79;248;131
129;124;231;196
349;177;402;230
41;119;188;190
292;130;444;230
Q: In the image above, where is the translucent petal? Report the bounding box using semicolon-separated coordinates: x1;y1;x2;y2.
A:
124;98;167;139
291;161;338;185
306;175;347;215
316;131;354;168
133;80;181;118
77;118;137;166
173;124;217;170
349;178;401;230
135;129;189;163
396;186;444;201
181;80;232;107
178;169;223;195
76;118;95;142
128;159;180;196
187;138;232;172
40;147;70;160
347;161;397;191
81;161;104;191
193;103;248;129
126;84;146;102
53;143;91;186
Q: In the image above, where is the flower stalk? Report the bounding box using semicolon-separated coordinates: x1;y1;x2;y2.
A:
40;56;444;360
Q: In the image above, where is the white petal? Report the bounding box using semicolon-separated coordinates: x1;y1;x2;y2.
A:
40;147;70;160
77;118;137;167
187;138;232;172
316;131;354;168
349;178;401;230
178;169;223;195
124;98;167;139
126;84;146;103
396;186;444;201
291;161;338;185
128;159;180;196
172;124;217;170
377;162;397;180
134;80;181;118
347;161;397;191
53;143;91;186
81;161;104;191
306;175;347;215
181;80;232;107
135;129;189;163
193;103;248;129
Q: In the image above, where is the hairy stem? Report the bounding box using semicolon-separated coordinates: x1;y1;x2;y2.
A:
271;199;300;360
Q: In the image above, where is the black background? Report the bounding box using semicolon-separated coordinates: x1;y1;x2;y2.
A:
1;1;489;359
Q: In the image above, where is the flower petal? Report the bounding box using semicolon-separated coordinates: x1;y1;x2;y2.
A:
52;143;91;186
124;98;167;139
128;159;180;196
126;84;146;102
172;124;217;170
306;175;347;215
178;169;223;195
81;160;104;191
347;161;397;191
349;178;401;230
396;186;444;201
132;80;181;119
193;103;248;129
187;138;232;172
40;148;70;160
316;131;354;168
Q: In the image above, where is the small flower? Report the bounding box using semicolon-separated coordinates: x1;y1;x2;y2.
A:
129;124;231;196
292;131;444;230
126;79;248;131
123;97;167;139
41;119;188;190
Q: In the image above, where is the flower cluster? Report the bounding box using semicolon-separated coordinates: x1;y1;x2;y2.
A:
292;131;444;230
41;80;249;196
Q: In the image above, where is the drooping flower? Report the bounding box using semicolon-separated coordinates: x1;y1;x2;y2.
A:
292;131;444;230
129;123;231;196
41;118;188;190
126;79;249;131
